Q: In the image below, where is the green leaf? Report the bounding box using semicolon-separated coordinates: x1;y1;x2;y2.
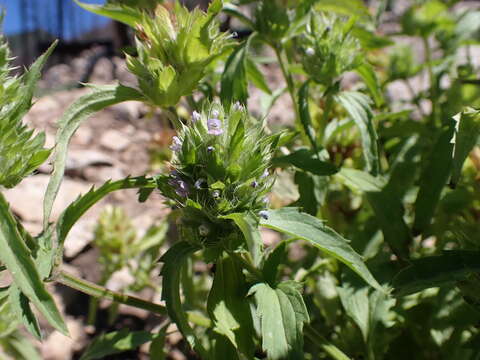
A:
222;4;255;29
392;251;480;297
260;208;382;291
246;57;271;94
337;168;411;260
80;329;155;360
160;241;207;357
337;281;394;357
149;329;167;360
273;148;338;176
74;0;142;28
413;126;454;234
56;176;155;256
335;91;379;175
222;212;263;266
249;281;309;360
298;81;320;156
262;241;287;286
3;332;43;360
43;84;144;228
207;255;254;358
356;63;384;107
8;284;42;340
221;41;248;105
0;193;68;335
451;108;480;186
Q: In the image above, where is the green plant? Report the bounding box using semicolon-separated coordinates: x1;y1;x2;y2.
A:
1;0;480;359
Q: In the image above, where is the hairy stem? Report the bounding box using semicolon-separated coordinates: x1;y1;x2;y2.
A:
273;44;299;121
57;270;167;316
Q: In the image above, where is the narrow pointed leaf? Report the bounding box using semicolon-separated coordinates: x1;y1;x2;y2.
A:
335;91;379;175
393;251;480;297
8;284;42;340
221;41;248;105
44;84;144;228
273;148;338;176
450;108;480;186
80;329;155;360
74;0;141;28
356;63;383;107
160;241;207;357
298;81;320;155
0;193;68;335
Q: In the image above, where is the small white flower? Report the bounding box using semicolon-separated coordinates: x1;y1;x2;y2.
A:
194;178;206;189
169;136;182;151
306;47;315;56
259;210;269;220
198;224;210;236
233;101;243;111
212;190;221;199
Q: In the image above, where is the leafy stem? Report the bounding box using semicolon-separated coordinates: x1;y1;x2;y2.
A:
304;324;351;360
227;250;263;281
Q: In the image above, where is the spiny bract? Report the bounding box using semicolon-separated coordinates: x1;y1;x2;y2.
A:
156;103;280;247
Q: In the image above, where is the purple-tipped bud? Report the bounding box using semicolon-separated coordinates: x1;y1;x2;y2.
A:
261;169;269;179
212;190;221;199
174;180;189;197
259;210;269;220
262;196;270;205
194;178;206;189
211;109;220;118
207;117;223;135
192;111;201;123
169;136;182;152
251;181;259;188
233;101;243;111
207;146;215;153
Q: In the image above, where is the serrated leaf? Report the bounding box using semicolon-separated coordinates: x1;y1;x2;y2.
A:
273;148;338;176
222;212;262;266
413;126;454;234
221;41;248;105
450;108;480;186
249;281;309;360
74;0;142;28
335;91;379;175
393;251;480;297
8;284;42;340
43;84;144;228
80;329;155;360
0;193;68;335
160;241;207;357
207;255;254;358
260;208;382;291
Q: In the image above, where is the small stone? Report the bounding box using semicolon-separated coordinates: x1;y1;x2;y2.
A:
100;129;131;151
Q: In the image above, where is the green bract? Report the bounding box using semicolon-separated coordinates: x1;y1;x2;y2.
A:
126;0;233;107
0;35;53;188
298;13;362;85
156;103;278;247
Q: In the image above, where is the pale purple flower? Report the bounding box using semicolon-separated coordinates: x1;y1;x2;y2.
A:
261;169;269;179
211;109;220;118
174;180;189;197
233;101;243;111
259;210;269;220
192;111;201;123
169;136;182;151
207;117;223;135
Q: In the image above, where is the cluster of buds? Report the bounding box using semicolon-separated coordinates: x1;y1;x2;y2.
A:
156;102;279;247
297;12;362;86
126;0;234;107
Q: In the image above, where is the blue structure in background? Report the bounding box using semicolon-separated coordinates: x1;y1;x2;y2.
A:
0;0;108;39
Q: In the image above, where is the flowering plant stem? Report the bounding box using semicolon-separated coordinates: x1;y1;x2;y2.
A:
273;44;299;121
